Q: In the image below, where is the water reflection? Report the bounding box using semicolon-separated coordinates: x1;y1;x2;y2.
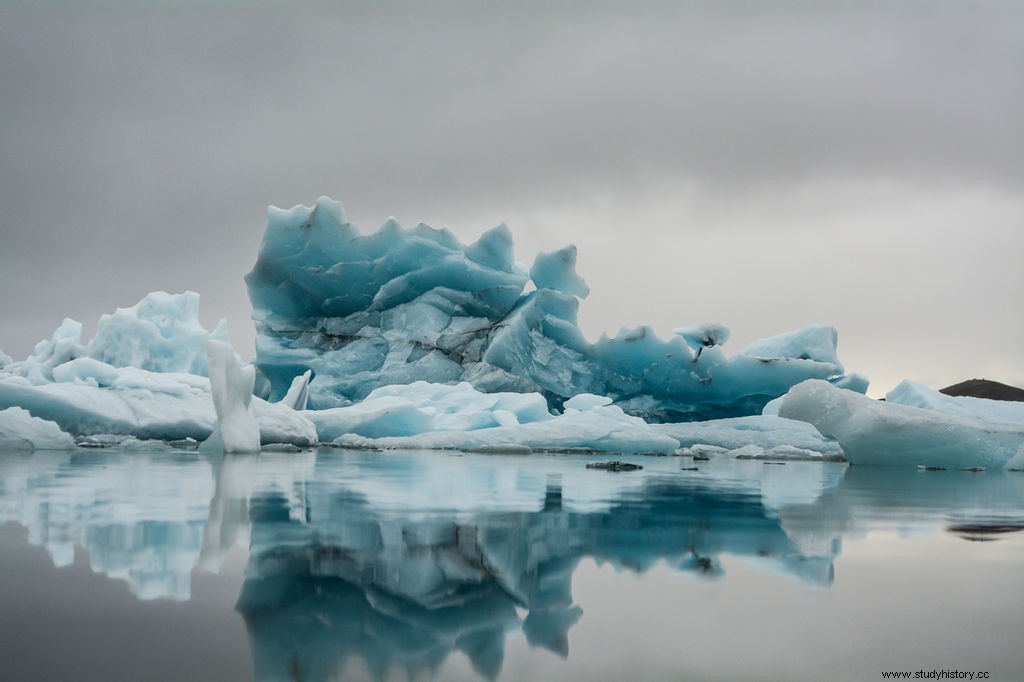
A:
1;449;1022;680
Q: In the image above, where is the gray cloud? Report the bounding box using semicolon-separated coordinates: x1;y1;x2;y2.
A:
1;3;1021;391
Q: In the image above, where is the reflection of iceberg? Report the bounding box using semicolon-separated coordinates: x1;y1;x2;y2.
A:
3;448;1021;680
0;450;215;600
777;464;1024;550
235;452;846;681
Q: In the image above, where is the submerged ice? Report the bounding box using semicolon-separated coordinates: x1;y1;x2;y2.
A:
246;197;864;420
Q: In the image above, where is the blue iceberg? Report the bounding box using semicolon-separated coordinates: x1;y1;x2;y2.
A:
246;197;864;421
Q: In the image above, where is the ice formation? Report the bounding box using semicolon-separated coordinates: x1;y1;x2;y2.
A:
279;369;311;411
203;340;261;454
0;406;75;450
246;197;864;420
4;291;227;385
779;379;1024;468
0;292;316;447
886;379;1024;427
301;380;841;456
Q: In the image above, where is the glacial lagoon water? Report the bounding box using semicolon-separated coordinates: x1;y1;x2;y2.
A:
1;448;1022;682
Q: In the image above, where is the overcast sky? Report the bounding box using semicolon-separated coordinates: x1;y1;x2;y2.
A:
1;2;1021;395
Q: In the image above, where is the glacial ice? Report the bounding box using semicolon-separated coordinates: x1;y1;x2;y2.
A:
245;197;863;420
0;406;75;450
302;380;839;456
0;293;316;447
886;379;1024;427
4;291;228;386
279;369;312;411
0;288;842;455
779;379;1024;468
10;196;1016;467
203;340;261;454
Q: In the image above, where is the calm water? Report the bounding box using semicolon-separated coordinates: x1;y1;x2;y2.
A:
1;448;1022;681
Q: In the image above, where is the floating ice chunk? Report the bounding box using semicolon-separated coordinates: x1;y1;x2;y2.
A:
886;380;1024;428
0;362;315;446
306;381;552;442
3;291;230;383
279;370;311;411
308;395;433;441
0;295;315;445
245;198;864;420
0;406;75;450
530;245;589;298
333;407;680;453
0;347;12;370
203;340;260;454
779;379;1024;468
652;415;844;459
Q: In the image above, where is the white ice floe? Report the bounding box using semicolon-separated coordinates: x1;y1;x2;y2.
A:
885;379;1024;427
779;379;1024;468
0;294;316;447
0;406;75;450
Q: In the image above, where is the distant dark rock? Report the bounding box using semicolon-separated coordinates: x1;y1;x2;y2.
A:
939;379;1024;402
586;461;643;472
947;522;1024;543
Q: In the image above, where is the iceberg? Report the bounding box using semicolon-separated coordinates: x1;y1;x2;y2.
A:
245;197;863;420
4;291;227;385
779;379;1024;468
0;293;316;447
0;406;75;450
